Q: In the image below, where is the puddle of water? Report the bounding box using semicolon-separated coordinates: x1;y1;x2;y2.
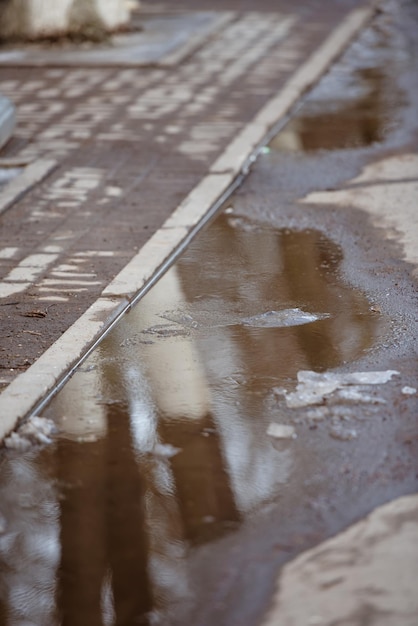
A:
270;67;402;152
0;214;395;625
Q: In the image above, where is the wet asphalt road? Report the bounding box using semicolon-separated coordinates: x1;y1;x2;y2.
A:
1;1;418;625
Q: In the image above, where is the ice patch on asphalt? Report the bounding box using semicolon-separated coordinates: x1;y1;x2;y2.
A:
241;308;330;328
270;370;400;442
282;370;399;408
267;423;297;440
142;307;331;339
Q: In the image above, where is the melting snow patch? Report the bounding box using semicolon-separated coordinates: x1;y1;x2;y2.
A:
333;388;386;404
329;424;358;441
402;386;417;395
275;370;401;441
305;407;330;422
284;370;399;408
267;423;297;440
4;416;56;451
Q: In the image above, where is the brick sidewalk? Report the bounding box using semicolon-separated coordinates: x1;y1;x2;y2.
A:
0;0;368;394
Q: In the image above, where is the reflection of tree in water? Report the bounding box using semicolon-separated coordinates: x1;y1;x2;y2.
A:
0;216;382;626
279;228;371;371
178;214;379;379
50;296;242;625
170;215;381;519
0;449;60;626
271;68;392;152
158;413;240;546
57;407;152;626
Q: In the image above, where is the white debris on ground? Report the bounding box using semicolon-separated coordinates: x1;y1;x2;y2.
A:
282;370;399;409
267;423;297;440
329;424;358;441
4;416;56;451
402;386;417;395
272;370;401;442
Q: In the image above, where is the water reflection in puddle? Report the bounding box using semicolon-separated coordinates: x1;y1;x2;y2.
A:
0;217;387;625
270;67;402;152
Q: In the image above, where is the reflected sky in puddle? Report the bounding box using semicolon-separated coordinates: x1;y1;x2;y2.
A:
0;216;387;625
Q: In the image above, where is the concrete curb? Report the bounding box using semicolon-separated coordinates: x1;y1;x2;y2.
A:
0;94;15;151
0;3;377;442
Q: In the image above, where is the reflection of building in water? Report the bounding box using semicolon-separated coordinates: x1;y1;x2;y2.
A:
57;409;153;626
45;262;298;623
32;266;239;624
0;454;60;624
176;217;380;511
179;216;379;372
131;268;241;544
0;217;381;624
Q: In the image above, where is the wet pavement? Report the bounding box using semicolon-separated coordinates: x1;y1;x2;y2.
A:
0;0;363;390
1;210;416;625
1;0;418;624
271;65;400;152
